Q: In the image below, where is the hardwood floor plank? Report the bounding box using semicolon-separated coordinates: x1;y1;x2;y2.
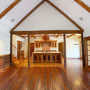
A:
0;59;90;90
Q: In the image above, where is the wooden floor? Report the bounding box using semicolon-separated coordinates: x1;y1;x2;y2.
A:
0;59;90;90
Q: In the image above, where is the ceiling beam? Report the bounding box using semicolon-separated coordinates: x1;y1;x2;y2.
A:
45;0;84;32
0;0;20;18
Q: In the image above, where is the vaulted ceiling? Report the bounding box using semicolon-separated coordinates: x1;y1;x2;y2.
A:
0;0;90;55
0;0;90;37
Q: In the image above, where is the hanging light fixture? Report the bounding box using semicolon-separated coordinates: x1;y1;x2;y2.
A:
42;34;49;41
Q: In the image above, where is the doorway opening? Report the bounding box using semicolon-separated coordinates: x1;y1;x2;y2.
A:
12;33;65;68
66;34;82;59
66;34;82;69
11;31;83;68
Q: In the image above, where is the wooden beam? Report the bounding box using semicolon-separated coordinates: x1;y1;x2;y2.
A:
10;0;45;33
28;34;30;68
12;30;82;35
10;33;13;65
64;34;66;67
45;0;84;32
0;0;20;18
81;33;85;68
10;0;84;33
75;0;90;12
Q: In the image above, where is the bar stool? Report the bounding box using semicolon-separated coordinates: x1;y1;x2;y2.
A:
52;55;55;63
56;54;61;63
50;54;52;63
43;54;46;63
48;54;50;63
33;54;37;63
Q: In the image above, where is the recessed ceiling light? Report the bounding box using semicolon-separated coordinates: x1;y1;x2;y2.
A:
11;18;15;22
79;17;83;21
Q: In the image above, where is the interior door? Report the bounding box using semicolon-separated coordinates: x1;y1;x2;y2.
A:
72;44;80;58
17;41;22;59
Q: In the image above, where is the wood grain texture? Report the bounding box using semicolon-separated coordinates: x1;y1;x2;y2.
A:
0;59;90;90
12;30;82;35
75;0;90;12
0;0;20;18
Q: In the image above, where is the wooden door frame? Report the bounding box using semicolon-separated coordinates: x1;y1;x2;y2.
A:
84;37;90;69
10;30;84;68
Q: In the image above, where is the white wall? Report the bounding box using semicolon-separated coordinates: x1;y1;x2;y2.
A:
66;35;81;58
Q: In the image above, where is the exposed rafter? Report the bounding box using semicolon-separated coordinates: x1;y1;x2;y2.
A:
10;0;84;33
10;0;45;33
75;0;90;12
0;0;20;18
45;0;84;32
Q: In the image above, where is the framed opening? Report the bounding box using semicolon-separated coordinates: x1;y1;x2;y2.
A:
11;31;83;68
66;34;83;67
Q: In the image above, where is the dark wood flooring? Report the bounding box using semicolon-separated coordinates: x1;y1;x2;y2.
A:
0;59;90;90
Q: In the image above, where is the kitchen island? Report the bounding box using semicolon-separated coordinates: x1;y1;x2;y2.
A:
32;52;62;63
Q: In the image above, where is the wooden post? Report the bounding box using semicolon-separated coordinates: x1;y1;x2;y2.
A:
10;34;12;64
81;33;85;68
64;34;66;67
28;34;30;68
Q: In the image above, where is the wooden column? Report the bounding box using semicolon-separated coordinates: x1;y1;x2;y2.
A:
64;34;66;67
81;33;85;68
28;34;30;67
10;33;13;65
84;39;88;69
